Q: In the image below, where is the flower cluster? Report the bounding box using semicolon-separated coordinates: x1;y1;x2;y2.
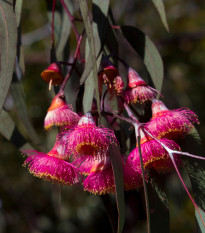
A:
23;59;201;200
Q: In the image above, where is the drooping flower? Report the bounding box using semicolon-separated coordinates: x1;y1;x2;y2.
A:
83;156;143;195
23;141;81;185
123;67;158;104
98;56;124;97
145;99;199;140
61;113;118;159
128;127;182;174
41;63;64;90
44;93;80;130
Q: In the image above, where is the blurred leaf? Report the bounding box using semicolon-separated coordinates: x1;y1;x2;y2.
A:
15;0;23;27
147;183;170;233
0;0;17;112
110;145;125;233
10;74;46;151
47;0;63;41
78;0;101;114
148;171;169;233
0;109;33;151
121;26;164;91
56;0;72;61
0;109;15;140
151;0;169;31
196;208;205;233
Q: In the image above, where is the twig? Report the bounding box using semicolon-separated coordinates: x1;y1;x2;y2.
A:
60;0;80;41
59;32;84;92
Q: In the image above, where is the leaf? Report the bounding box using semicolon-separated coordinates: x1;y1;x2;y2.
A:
109;145;125;233
15;0;23;27
196;208;205;233
180;128;205;211
148;171;170;233
179;128;205;229
83;39;102;113
149;170;169;209
10;74;46;152
0;109;34;152
92;0;109;56
80;0;109;85
56;0;72;61
148;184;170;233
78;0;101;114
0;0;17;112
151;0;169;31
121;26;164;91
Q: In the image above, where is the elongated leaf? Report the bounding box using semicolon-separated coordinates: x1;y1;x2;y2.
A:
148;184;169;233
110;145;125;233
83;55;103;113
0;109;33;151
179;128;205;229
151;0;169;31
196;208;205;233
148;171;169;233
92;0;109;55
0;0;17;112
180;128;205;211
56;0;72;61
78;0;100;113
83;72;95;113
121;26;164;91
149;170;169;209
83;39;102;113
80;0;109;85
10;75;46;151
15;0;23;27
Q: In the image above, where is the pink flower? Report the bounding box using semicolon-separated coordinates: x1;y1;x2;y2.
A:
123;67;158;104
23;141;81;185
83;156;142;195
61;113;118;159
145;99;199;140
44;93;80;130
128;136;182;174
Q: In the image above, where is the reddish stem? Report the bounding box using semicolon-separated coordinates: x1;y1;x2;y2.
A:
60;0;80;41
110;25;121;29
51;0;56;46
59;33;84;92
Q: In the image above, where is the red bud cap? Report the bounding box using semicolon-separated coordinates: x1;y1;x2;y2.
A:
41;63;64;87
128;67;147;88
48;94;66;112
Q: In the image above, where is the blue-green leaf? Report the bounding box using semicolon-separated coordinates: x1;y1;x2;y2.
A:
110;145;125;233
151;0;169;31
0;0;17;112
179;128;205;229
0;109;33;151
78;0;101;114
80;0;109;86
121;26;164;91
